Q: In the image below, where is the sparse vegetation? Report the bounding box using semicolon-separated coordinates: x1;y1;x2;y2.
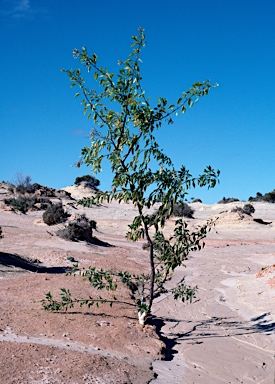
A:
9;174;43;195
4;197;50;214
56;214;97;242
0;227;3;239
42;203;68;226
218;197;239;204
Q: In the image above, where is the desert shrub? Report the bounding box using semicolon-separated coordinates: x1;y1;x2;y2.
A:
218;197;239;204
34;198;52;210
249;189;275;203
231;206;243;213
8;184;15;193
30;183;42;192
242;203;255;215
0;227;2;239
74;175;100;188
192;198;202;203
249;192;263;202
4;197;35;213
12;173;42;195
231;203;255;216
262;190;275;203
14;173;32;194
173;202;194;218
42;203;68;226
57;215;97;242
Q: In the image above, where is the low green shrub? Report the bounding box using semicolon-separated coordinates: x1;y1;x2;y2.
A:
57;215;97;242
42;203;68;226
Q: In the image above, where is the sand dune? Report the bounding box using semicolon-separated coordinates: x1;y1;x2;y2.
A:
0;183;274;383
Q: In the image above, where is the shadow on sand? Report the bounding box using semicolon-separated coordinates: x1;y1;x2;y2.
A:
149;312;274;362
0;252;72;274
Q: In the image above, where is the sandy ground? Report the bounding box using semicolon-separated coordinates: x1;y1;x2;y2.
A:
0;184;274;383
151;202;275;384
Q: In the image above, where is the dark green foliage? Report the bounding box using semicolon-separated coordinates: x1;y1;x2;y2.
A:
4;197;50;213
262;190;275;203
249;189;275;203
42;203;68;226
74;175;100;188
218;197;239;204
57;215;96;242
173;202;194;218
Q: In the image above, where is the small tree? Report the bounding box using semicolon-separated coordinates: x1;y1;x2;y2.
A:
42;29;219;324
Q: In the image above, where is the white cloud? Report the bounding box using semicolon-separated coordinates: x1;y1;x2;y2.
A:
1;0;34;19
14;0;31;12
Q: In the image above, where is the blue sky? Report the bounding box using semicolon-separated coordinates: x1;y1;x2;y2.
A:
1;0;275;204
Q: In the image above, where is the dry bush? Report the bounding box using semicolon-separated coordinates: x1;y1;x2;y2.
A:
56;214;97;242
173;202;194;218
42;203;68;226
